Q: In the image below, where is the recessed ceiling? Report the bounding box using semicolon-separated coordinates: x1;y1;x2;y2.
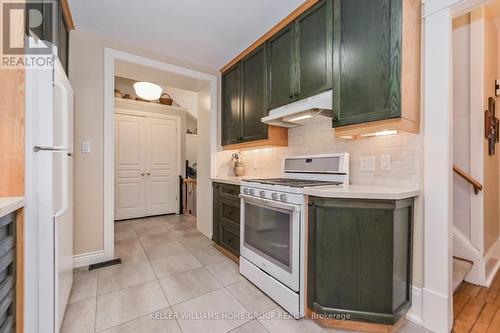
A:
68;0;305;71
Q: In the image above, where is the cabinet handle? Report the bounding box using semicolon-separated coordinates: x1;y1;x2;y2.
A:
141;173;145;176
147;172;151;176
289;94;293;99
294;92;300;97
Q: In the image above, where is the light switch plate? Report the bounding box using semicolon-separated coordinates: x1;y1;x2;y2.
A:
381;155;392;171
81;142;91;153
496;80;500;97
360;156;376;171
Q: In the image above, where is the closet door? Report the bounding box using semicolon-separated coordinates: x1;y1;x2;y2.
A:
114;114;147;220
145;117;179;216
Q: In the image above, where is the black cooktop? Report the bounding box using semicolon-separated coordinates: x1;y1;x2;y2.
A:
245;178;343;188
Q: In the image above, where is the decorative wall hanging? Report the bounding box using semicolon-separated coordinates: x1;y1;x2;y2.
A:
484;97;499;155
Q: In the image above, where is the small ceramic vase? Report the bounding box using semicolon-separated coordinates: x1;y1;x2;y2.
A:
234;161;244;177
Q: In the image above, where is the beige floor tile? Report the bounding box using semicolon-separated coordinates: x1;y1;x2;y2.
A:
159;267;222;305
143;239;189;261
179;234;215;251
114;228;138;242
191;246;227;265
150;252;202;278
68;269;97;304
257;308;325;333
114;238;148;264
134;220;169;237
171;227;204;240
139;230;178;247
97;262;156;295
230;320;269;333
114;221;134;233
173;288;249;333
60;297;96;333
206;260;244;286
226;280;277;313
99;307;181;333
95;281;169;331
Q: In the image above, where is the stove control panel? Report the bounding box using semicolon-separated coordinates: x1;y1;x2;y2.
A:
240;186;303;206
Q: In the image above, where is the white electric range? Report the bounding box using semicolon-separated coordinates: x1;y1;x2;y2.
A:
239;153;349;317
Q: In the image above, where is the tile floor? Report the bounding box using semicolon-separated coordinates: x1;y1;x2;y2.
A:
61;214;431;333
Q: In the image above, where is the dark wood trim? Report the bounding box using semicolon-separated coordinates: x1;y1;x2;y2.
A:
214;244;239;264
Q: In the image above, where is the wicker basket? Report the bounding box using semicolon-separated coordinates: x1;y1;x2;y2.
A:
159;92;173;106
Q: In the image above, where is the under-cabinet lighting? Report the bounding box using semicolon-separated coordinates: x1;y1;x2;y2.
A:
360;130;398;138
133;81;163;101
283;114;314;123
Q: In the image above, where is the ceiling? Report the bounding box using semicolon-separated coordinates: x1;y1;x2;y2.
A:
115;60;209;92
68;0;304;71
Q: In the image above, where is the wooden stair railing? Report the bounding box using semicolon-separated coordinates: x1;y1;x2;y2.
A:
453;165;483;194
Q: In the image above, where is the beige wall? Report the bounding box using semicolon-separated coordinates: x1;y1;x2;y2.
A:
482;7;499;254
69;30;216;255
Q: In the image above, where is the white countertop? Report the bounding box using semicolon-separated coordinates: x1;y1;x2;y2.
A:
211;176;248;186
303;185;419;200
0;197;25;217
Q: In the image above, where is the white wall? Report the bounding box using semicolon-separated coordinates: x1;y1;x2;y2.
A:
69;29;216;256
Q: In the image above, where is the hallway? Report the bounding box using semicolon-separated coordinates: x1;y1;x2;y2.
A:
453;270;500;332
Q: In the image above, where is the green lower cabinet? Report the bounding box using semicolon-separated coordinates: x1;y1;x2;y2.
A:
308;197;413;324
212;182;241;256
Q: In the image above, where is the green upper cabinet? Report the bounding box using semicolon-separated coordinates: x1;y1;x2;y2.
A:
333;0;402;128
295;0;333;100
221;64;241;146
241;45;269;142
267;0;333;110
267;24;295;110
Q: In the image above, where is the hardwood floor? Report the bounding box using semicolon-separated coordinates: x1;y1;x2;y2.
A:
453;270;500;332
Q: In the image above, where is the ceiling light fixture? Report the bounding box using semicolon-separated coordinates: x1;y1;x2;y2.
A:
133;82;163;101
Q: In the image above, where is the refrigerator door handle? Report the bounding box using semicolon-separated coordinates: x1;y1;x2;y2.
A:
54;154;69;219
53;80;69;150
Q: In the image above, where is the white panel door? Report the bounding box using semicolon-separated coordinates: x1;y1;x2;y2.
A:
146;117;179;215
115;114;146;220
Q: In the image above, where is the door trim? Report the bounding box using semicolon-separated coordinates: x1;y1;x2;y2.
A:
103;48;218;263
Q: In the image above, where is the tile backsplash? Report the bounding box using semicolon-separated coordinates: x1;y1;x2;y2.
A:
215;118;421;188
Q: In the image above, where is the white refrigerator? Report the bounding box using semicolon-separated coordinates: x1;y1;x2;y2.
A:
25;47;74;333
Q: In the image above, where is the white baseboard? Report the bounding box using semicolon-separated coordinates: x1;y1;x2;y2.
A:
73;250;106;268
406;286;423;326
422;287;452;333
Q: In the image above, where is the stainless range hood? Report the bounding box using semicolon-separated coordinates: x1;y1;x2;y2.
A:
262;90;333;128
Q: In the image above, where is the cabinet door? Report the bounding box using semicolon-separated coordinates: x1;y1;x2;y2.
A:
57;1;69;74
308;198;395;316
296;0;332;100
333;0;401;127
267;24;295;110
221;64;241;145
241;45;268;142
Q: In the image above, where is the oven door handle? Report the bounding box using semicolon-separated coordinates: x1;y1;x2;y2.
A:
239;194;301;212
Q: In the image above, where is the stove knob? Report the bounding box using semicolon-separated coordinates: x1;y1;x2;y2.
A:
259;190;266;198
249;189;255;195
243;188;249;194
280;194;288;202
271;193;279;200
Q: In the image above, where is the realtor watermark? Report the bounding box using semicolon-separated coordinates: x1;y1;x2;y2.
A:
149;311;351;321
1;0;57;69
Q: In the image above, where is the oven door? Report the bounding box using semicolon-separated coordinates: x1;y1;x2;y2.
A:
239;194;300;292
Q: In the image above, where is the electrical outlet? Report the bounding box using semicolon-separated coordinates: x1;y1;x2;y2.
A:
81;142;91;153
381;155;392;171
360;156;376;171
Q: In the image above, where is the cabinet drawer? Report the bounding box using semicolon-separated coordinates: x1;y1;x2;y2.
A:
218;183;240;201
219;198;240;225
220;223;240;256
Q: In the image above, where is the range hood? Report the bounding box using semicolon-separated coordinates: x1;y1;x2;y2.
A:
262;90;333;128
